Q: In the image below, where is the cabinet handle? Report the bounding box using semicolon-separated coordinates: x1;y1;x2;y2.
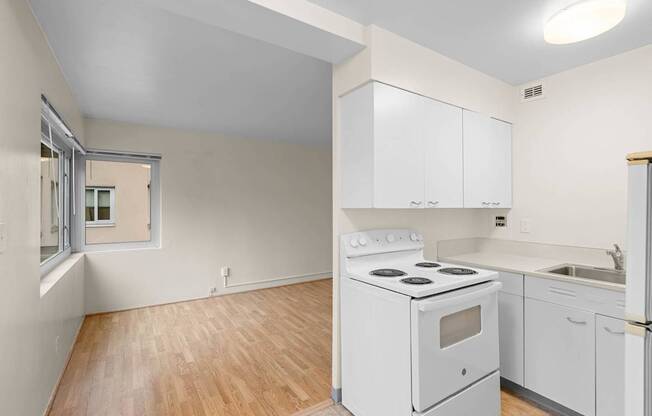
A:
481;202;490;206
410;201;423;206
428;201;439;206
491;202;500;206
603;326;625;335
566;317;587;325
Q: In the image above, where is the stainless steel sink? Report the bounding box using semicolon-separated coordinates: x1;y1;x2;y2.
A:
538;264;626;285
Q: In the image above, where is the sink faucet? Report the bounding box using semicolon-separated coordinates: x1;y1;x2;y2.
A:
606;244;625;271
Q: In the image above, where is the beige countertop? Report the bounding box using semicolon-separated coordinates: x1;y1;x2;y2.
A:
439;251;625;292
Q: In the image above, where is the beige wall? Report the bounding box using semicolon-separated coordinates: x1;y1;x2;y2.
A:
0;0;86;414
83;118;332;313
331;25;517;391
486;44;652;249
85;160;151;244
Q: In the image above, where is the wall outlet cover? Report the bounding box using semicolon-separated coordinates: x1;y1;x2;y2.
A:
221;266;230;278
520;219;532;233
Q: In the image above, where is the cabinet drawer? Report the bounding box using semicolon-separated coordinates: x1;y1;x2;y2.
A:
496;272;523;296
525;276;625;319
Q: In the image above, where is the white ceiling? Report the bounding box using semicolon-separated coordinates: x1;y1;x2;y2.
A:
29;0;333;145
307;0;652;85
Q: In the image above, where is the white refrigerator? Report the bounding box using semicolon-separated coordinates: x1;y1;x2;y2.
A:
626;151;652;416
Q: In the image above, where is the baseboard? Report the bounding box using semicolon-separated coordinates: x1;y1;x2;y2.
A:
500;378;583;416
223;271;332;292
43;317;85;416
331;387;342;403
86;273;333;315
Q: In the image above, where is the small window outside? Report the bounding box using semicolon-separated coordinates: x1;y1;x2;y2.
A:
85;187;115;225
84;159;155;246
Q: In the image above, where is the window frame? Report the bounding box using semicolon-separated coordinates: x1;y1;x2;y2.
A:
85;186;116;227
77;151;161;252
40;121;73;276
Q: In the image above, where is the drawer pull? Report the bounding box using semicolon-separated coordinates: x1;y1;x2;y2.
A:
566;317;587;325
604;326;625;335
549;287;577;298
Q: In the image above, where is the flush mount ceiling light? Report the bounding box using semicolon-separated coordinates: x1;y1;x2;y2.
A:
544;0;627;44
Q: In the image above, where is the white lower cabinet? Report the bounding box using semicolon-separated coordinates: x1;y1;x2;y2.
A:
525;298;595;416
496;272;524;385
498;293;523;385
596;315;625;416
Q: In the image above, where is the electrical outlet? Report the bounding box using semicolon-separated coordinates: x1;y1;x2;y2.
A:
209;287;217;296
520;219;532;233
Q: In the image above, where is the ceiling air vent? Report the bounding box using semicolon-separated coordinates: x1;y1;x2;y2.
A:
522;84;544;101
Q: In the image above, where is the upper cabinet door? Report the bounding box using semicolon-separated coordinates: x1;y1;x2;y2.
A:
373;83;426;208
463;110;512;208
490;119;512;208
422;98;463;208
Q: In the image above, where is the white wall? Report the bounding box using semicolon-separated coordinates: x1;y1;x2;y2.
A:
0;0;86;414
486;44;652;249
83;118;332;313
331;25;517;392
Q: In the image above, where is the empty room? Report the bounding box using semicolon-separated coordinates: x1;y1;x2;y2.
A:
2;1;652;416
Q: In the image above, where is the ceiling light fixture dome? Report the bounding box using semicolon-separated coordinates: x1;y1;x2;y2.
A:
544;0;627;44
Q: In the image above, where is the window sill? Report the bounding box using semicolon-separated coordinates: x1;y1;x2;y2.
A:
40;252;84;298
86;223;115;228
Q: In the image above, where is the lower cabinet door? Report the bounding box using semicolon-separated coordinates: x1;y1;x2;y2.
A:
525;298;595;416
498;291;524;385
596;315;625;416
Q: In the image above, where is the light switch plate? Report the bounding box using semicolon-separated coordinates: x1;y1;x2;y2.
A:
0;223;6;253
520;219;532;234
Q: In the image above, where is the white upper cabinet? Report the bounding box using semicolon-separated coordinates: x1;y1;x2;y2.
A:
423;97;463;208
340;82;508;209
373;83;426;208
463;110;512;208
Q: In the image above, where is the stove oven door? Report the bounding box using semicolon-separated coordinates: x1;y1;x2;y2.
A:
411;281;501;413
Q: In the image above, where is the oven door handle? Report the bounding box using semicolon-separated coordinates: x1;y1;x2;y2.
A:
417;281;502;312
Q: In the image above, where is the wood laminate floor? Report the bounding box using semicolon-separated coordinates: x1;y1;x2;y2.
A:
49;280;332;416
49;279;547;416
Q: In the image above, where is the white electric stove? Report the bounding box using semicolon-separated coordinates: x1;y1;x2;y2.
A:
340;229;502;416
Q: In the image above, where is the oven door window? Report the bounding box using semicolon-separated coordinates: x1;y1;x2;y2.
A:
440;305;482;349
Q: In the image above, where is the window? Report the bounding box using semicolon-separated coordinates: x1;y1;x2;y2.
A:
82;155;160;249
40;118;72;267
85;187;115;225
40;96;83;275
40;141;64;263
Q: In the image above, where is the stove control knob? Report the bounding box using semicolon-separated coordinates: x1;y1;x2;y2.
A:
410;232;418;241
358;237;367;246
386;234;395;243
350;238;359;248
